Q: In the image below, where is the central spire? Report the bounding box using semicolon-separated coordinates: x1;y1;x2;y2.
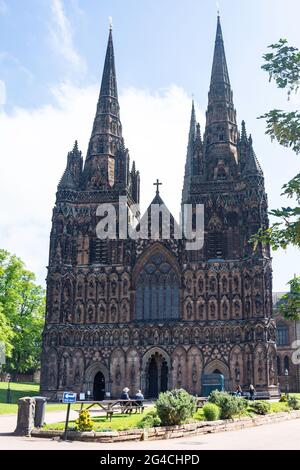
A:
204;15;238;178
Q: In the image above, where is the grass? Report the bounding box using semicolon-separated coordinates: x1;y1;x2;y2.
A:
0;382;39;414
0;382;77;414
44;408;155;432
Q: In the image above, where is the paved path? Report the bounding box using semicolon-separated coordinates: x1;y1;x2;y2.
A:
0;411;300;449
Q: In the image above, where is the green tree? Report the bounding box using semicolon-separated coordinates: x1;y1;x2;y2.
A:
252;39;300;319
0;249;45;373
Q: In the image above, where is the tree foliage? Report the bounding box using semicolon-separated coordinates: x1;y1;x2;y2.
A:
252;38;300;319
0;249;45;373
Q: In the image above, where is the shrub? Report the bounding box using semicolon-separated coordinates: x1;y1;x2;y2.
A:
208;390;247;419
137;410;161;428
156;389;197;426
288;396;300;410
249;401;271;415
202;403;220;421
279;393;288;403
75;409;94;432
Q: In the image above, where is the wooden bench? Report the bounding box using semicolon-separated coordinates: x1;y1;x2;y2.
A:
120;402;145;414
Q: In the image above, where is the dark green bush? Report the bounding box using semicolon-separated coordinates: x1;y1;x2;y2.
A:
288;396;300;410
202;403;220;421
137;410;161;428
208;390;247;419
249;400;271;415
156;389;197;426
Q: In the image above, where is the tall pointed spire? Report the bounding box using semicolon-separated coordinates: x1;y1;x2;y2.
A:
182;101;203;203
100;27;118;99
210;15;230;89
83;25;127;190
204;15;238;178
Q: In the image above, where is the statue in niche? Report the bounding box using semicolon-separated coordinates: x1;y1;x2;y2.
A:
115;364;121;386
186;277;192;294
63;283;71;301
222;277;228;292
88;305;94;322
133;330;139;346
164;329;170;345
49;365;56;388
234;361;240;382
77;283;83;298
99;305;105;322
258;358;263;382
198;277;204;293
234;300;240;316
99;279;105;297
199;303;205;319
222;301;228;317
121;303;128;322
62;359;67;387
104;331;110;346
209;277;216;292
75;305;82;323
246;357;251;383
215;329;220;342
192;360;197;385
143;330;149;346
255;295;262;315
173;330;179;345
210;302;216;317
111;305;117;322
88;280;94;298
269;358;276;386
177;362;182;385
113;331;119;346
187;303;193;319
123;279;129;296
123;330;130;346
111;280;117;297
74;365;80;384
130;363;136;386
233;276;239;292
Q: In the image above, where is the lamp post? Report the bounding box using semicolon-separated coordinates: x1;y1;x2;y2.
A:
284;368;289;398
6;373;11;404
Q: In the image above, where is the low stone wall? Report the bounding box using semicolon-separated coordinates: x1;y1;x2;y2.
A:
31;410;300;443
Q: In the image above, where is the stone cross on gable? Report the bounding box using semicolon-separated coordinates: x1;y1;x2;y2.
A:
153;179;162;194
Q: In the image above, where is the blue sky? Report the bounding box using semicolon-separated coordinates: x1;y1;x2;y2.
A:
0;0;299;291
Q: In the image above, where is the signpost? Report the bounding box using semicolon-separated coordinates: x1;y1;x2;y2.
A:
62;392;77;441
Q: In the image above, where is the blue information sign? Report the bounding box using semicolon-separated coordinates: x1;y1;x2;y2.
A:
63;391;77;403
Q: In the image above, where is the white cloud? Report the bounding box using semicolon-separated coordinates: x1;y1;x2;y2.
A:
0;81;298;291
0;83;197;285
49;0;85;72
0;80;6;106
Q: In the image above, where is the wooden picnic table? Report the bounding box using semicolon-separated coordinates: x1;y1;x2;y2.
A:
77;399;145;421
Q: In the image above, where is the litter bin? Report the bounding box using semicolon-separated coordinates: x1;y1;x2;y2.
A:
33;396;47;427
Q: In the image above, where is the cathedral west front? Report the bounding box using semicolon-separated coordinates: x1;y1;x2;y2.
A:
40;16;278;400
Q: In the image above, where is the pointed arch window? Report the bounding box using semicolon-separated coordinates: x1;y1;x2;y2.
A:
135;252;179;321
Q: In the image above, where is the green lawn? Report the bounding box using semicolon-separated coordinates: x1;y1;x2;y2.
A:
0;382;39;414
0;382;76;415
44;408;154;432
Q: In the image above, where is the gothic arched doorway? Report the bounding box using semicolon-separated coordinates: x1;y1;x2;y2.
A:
145;352;169;398
93;371;105;400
